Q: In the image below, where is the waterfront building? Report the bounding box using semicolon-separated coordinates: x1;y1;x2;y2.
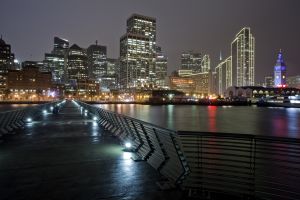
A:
181;51;202;73
169;71;215;96
87;42;107;80
201;54;210;73
231;27;255;86
274;50;287;88
155;46;168;87
225;86;300;98
215;56;232;96
169;76;195;94
287;75;300;89
6;66;52;100
67;44;88;81
120;14;156;89
264;76;274;88
0;37;14;94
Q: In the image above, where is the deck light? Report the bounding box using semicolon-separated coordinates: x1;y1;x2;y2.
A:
125;142;132;149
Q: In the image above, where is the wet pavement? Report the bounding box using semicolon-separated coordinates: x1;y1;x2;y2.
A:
0;101;183;200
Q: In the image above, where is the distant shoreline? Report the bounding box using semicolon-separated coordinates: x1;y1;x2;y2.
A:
83;101;252;106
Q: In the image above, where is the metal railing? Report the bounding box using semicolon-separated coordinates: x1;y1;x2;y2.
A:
0;100;64;139
178;131;300;199
76;100;190;185
76;101;300;199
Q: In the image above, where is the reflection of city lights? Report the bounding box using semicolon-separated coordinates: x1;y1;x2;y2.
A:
26;118;32;122
93;116;98;121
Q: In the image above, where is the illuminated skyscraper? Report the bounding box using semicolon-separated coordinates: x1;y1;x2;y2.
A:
0;37;14;93
87;42;107;80
155;46;168;87
215;56;232;95
231;27;255;86
53;37;69;55
67;44;88;81
274;50;287;87
120;14;156;88
201;54;210;73
181;51;201;73
44;37;69;83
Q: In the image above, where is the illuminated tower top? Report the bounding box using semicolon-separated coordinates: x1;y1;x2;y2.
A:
274;50;287;87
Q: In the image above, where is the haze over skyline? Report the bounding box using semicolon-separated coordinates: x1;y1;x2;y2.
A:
1;0;300;83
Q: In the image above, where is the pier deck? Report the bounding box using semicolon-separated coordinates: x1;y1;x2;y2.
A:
0;101;182;200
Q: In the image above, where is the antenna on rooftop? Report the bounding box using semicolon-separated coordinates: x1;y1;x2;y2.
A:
96;40;98;45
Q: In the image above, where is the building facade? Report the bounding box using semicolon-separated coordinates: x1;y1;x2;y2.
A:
87;42;107;80
264;76;274;88
169;71;215;96
274;50;287;88
201;54;210;73
0;37;14;94
181;51;202;73
120;14;157;89
155;46;168;87
7;66;52;100
215;56;232;96
67;44;88;81
287;75;300;89
44;37;69;83
231;27;255;86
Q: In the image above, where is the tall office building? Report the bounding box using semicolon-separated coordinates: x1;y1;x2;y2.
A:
120;14;156;88
0;37;14;73
181;51;202;73
99;58;119;90
0;37;14;93
201;54;210;73
44;37;69;83
274;50;287;87
155;46;168;87
44;53;65;82
231;27;255;86
87;42;107;80
215;56;232;95
53;37;69;55
67;44;88;81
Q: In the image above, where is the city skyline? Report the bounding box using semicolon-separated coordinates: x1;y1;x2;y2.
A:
1;0;300;83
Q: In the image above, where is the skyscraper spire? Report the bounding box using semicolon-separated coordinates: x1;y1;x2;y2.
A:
95;40;98;45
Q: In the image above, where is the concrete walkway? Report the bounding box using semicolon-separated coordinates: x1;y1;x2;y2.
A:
0;101;183;200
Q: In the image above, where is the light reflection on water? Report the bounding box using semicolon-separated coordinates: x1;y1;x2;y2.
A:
98;104;300;138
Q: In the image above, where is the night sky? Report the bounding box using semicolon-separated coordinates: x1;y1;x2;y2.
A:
1;0;300;83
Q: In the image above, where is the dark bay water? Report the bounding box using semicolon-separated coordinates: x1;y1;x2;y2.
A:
0;104;37;112
96;104;300;138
